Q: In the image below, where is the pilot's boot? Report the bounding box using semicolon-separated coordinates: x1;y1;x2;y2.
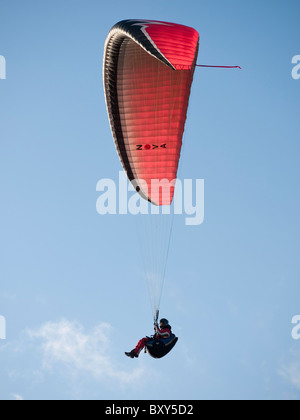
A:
125;350;138;358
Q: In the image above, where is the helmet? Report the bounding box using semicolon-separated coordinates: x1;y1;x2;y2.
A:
159;318;169;328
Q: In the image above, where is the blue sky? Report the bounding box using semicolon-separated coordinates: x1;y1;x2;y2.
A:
0;0;299;400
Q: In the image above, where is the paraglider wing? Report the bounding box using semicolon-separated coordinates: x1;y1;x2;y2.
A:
103;19;199;205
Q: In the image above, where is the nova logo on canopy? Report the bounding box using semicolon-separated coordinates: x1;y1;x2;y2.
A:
136;144;167;151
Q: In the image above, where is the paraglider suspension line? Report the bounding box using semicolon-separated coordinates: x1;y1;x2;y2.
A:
196;64;242;69
154;310;159;325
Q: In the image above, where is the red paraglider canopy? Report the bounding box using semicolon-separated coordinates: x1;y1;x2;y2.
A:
103;19;199;205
